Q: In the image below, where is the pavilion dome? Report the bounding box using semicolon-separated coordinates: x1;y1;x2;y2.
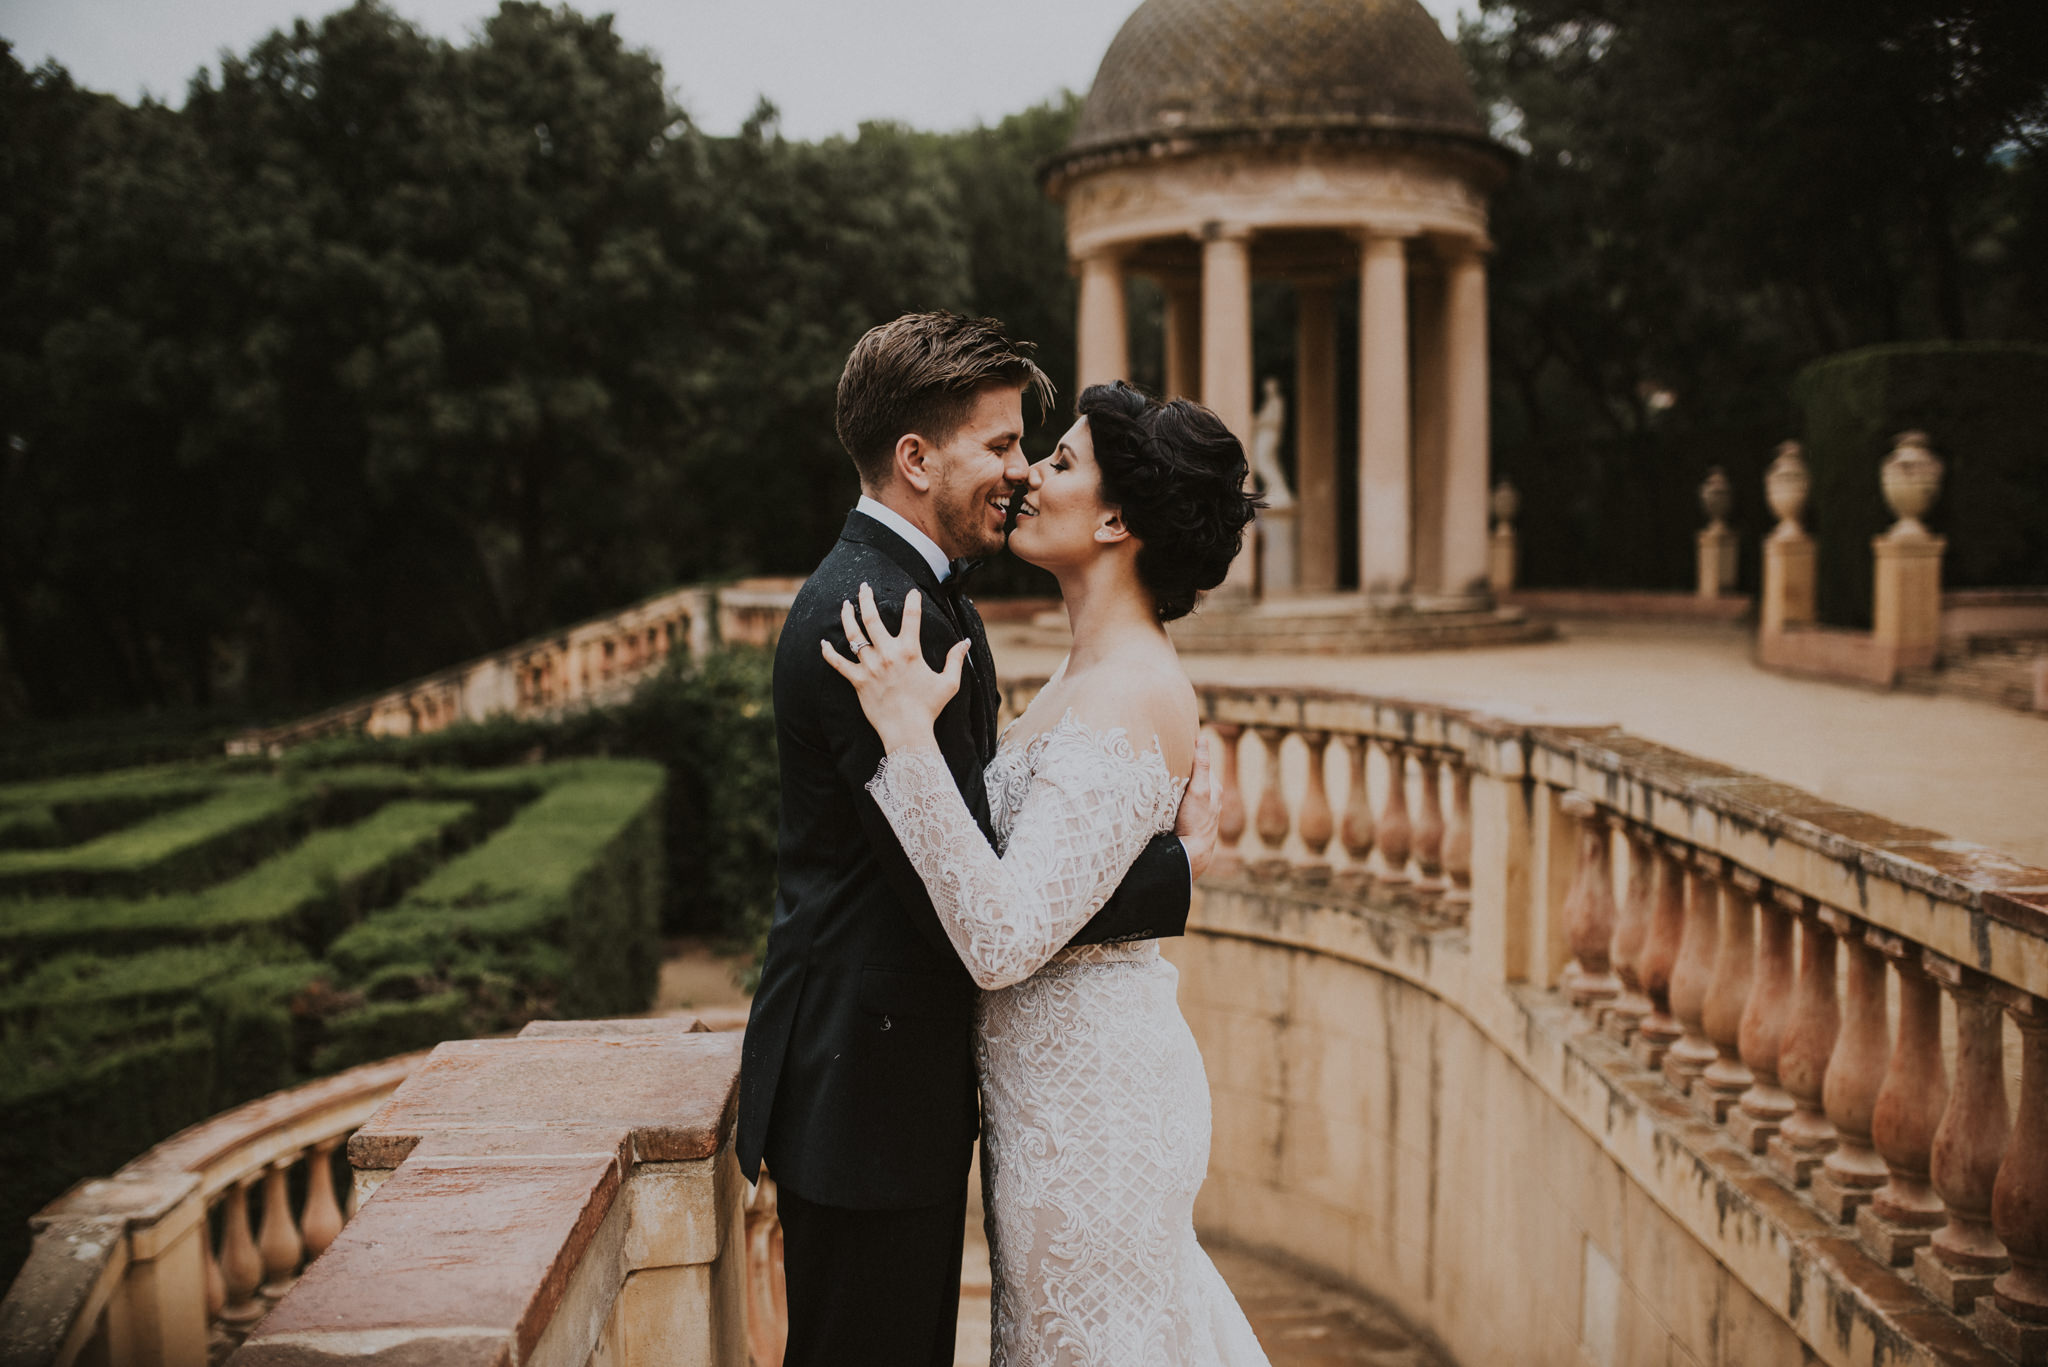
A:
1065;0;1490;161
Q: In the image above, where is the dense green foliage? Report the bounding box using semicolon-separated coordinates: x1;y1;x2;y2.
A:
0;6;1073;719
0;753;663;1279
1792;343;2048;626
292;647;779;939
1464;0;2048;589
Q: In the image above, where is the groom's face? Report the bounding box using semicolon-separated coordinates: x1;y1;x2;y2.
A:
925;383;1030;560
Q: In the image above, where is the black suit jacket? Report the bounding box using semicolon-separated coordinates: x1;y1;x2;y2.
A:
737;511;1192;1209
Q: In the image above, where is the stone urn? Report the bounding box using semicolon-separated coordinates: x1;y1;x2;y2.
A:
1490;480;1520;528
1764;441;1809;537
1699;467;1733;530
1880;430;1943;537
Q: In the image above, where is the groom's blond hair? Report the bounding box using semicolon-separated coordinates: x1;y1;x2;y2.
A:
836;312;1054;491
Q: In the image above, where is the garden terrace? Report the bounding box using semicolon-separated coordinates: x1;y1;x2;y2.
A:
0;757;666;1287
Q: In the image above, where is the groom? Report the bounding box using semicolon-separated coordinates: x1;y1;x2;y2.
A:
738;312;1215;1365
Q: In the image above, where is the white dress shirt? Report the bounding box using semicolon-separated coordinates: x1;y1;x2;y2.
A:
855;496;952;584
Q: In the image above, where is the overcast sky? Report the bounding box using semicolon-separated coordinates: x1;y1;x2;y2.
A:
0;0;1478;140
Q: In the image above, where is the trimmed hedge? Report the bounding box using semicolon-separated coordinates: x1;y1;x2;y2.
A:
1793;343;2048;627
0;780;321;896
0;798;478;960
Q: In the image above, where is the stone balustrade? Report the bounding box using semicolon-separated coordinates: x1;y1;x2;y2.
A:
228;578;799;756
0;1053;422;1366
1002;675;2048;1365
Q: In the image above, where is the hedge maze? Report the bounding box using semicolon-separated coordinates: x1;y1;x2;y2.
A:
0;755;665;1275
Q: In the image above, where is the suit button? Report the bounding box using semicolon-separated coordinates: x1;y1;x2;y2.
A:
880;1016;892;1032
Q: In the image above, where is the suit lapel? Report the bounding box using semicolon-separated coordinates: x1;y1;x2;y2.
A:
837;511;999;762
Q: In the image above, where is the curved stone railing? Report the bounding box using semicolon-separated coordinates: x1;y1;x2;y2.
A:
229;577;800;756
1002;676;2045;1367
0;1053;422;1366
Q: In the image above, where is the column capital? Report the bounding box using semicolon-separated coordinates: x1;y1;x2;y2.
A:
1199;220;1255;244
1431;231;1495;263
1351;222;1422;248
1073;243;1132;267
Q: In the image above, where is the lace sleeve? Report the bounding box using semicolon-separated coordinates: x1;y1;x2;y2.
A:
867;724;1176;990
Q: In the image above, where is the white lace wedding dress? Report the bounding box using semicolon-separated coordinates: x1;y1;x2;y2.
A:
868;711;1270;1367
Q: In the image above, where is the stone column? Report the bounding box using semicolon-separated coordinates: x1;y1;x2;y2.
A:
1857;934;1950;1264
1696;467;1737;599
1203;225;1258;598
1075;248;1130;390
1761;441;1815;635
1162;275;1202;402
1696;867;1757;1122
1813;909;1893;1223
1730;888;1798;1153
1630;839;1688;1070
1602;826;1657;1042
1661;852;1722;1093
1410;260;1449;597
1441;240;1493;604
1489;482;1519;596
1357;229;1412;609
1376;740;1412;885
1873;431;1946;672
1767;902;1840;1188
1914;958;2010;1312
1295;280;1340;594
1560;793;1618;1013
1979;988;2048;1362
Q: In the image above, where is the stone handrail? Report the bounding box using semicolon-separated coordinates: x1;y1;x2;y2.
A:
0;1053;423;1366
226;1017;750;1367
1001;674;2047;1363
228;577;801;756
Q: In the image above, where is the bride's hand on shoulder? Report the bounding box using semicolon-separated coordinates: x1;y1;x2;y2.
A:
821;582;969;753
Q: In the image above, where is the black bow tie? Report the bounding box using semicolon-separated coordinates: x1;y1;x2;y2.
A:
946;558;983;590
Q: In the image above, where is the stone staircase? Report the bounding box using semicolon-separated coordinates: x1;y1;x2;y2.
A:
1900;632;2048;713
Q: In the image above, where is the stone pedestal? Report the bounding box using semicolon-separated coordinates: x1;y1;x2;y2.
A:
1856;1203;1939;1267
1977;1300;2048;1366
1696;526;1737;600
1872;534;1945;670
1761;532;1816;636
1728;1108;1782;1155
1914;1242;2003;1313
1766;1133;1832;1189
1260;506;1298;596
1811;1167;1883;1225
1489;526;1517;596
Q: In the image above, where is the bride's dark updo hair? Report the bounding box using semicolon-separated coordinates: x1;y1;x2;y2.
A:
1077;382;1263;622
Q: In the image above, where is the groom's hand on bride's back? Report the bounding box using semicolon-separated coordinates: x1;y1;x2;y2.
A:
1174;732;1219;880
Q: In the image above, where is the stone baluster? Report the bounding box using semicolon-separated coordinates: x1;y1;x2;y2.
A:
1631;840;1689;1071
203;1223;226;1321
1912;959;2010;1312
1767;902;1841;1187
1338;735;1376;889
300;1139;345;1261
1412;754;1447;893
1855;933;1951;1264
1442;759;1472;913
1212;724;1246;875
1812;909;1892;1223
1661;851;1721;1093
1695;866;1757;1122
218;1177;266;1324
1729;887;1797;1152
1376;741;1412;885
1603;825;1655;1042
1559;794;1619;1013
258;1158;304;1295
1295;731;1335;885
1978;988;2048;1363
1252;726;1292;880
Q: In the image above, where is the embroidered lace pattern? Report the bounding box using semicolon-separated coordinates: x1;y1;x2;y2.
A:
867;712;1270;1367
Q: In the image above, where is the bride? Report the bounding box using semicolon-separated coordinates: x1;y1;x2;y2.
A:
822;381;1270;1367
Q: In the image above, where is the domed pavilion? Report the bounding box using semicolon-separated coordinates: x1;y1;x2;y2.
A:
1045;0;1513;615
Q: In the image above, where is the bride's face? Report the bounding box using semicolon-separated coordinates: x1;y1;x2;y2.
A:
1006;416;1124;570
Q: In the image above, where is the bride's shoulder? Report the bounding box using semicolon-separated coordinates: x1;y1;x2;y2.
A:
1056;656;1197;777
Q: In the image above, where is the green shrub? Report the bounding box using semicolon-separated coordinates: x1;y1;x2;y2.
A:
0;779;321;896
289;649;778;938
309;991;469;1074
1793;343;2048;627
0;798;479;961
327;759;665;1018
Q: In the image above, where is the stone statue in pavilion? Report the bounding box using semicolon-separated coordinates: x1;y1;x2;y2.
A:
1251;377;1295;508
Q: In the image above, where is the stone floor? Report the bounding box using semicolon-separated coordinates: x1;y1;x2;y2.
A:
990;617;2048;867
951;1159;1447;1367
